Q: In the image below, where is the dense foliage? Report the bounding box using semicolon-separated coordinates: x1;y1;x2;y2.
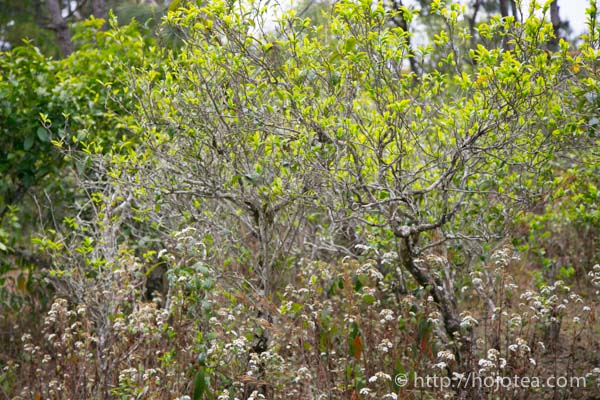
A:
1;0;600;399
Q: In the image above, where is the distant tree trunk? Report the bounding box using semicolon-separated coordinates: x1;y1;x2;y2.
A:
499;0;513;50
467;0;481;50
500;0;518;19
510;0;518;21
46;0;72;56
549;0;561;51
499;0;510;18
34;0;46;28
92;0;107;20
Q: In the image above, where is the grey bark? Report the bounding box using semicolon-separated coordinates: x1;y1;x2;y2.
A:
467;0;481;51
549;0;561;51
46;0;73;56
499;0;510;18
92;0;107;20
510;0;518;20
398;236;461;340
499;0;513;50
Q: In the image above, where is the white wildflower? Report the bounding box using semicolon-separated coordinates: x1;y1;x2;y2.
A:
460;315;479;329
377;339;393;353
437;350;455;361
379;309;395;323
433;362;447;370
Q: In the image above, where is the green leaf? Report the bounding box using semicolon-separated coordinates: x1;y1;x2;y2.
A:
36;127;49;142
168;0;183;11
192;368;206;400
23;136;34;150
344;37;357;53
362;293;376;305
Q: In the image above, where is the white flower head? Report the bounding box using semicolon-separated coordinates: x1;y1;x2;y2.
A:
437;350;456;361
460;315;479;329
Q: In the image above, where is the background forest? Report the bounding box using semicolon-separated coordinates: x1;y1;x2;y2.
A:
1;0;600;399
